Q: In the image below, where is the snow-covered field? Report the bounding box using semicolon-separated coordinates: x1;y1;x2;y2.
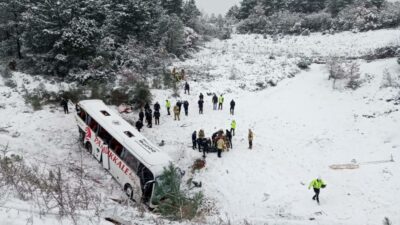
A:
1;30;400;225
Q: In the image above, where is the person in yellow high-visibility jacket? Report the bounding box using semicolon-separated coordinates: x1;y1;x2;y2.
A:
308;177;326;204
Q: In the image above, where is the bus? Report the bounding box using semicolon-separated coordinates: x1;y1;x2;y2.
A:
74;100;178;208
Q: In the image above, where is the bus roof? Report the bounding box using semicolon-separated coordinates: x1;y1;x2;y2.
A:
78;100;172;175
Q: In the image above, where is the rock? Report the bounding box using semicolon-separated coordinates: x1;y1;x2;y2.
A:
12;132;21;138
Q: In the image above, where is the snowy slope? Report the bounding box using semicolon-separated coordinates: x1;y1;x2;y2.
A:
1;30;400;225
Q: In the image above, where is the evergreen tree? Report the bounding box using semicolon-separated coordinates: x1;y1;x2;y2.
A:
287;0;327;13
161;0;184;17
226;5;240;19
154;14;185;56
327;0;354;16
0;0;27;59
238;0;259;19
260;0;288;16
182;0;201;30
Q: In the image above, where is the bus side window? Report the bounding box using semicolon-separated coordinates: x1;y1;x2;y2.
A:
122;151;139;172
98;126;111;144
79;110;87;122
88;116;98;133
109;139;123;156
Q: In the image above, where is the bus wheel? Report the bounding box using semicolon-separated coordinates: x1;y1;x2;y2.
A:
124;184;133;200
85;143;93;155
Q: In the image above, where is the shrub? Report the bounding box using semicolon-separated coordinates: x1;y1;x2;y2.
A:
61;86;86;103
297;58;311;69
108;88;130;105
132;82;153;108
302;12;333;31
1;66;12;79
381;69;399;88
4;79;17;89
152;164;203;220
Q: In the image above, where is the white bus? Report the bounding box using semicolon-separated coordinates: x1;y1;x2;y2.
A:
75;100;177;208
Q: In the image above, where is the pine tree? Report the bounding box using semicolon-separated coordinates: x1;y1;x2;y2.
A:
226;5;240;19
327;0;354;16
287;0;327;13
237;0;259;19
154;14;185;57
182;0;201;30
161;0;184;17
0;0;27;59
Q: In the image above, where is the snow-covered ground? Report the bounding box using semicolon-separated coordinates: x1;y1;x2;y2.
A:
1;30;400;225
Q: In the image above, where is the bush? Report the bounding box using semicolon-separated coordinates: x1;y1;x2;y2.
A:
302;12;333;31
4;79;17;89
297;58;311;69
381;69;400;88
1;66;12;79
152;164;203;221
108;88;130;105
132;82;153;108
61;86;86;103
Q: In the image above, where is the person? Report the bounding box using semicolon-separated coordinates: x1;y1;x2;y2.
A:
218;95;224;110
154;102;160;112
198;99;204;114
211;131;219;147
197;129;205;152
139;109;144;123
166;100;171;115
172;67;178;80
231;120;236;136
248;129;254;149
230;99;235;115
144;102;150;111
184;82;190;95
183;100;189;116
226;129;233;149
192;131;197;150
199;93;204;101
180;69;185;80
216;135;227;158
173;104;180;121
308;177;326;204
154;110;160;125
135;120;143;132
145;109;152;128
177;100;182;113
60;98;69;114
212;94;218;110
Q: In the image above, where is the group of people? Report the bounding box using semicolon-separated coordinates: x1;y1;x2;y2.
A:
135;102;161;131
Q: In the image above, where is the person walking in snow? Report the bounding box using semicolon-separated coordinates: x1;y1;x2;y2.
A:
154;110;160;125
60;98;69;114
216;134;227;158
135;120;143;132
230;99;235;115
154;102;160;112
226;129;233;149
192;131;197;150
199;93;204;101
145;109;152;128
139;109;144;123
308;177;326;204
212;94;218;110
218;95;224;110
166;99;171;115
173;104;180;121
198;99;204;114
176;100;182;113
184;82;190;95
230;120;236;136
183;100;189;116
248;129;254;149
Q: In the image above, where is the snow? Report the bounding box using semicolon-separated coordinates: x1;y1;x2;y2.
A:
1;29;400;225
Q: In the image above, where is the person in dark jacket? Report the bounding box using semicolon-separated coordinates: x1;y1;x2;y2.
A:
199;93;204;101
145;109;152;128
212;94;218;110
183;100;189;116
154;110;160;125
230;100;235;115
135;120;143;132
60;98;69;114
139;109;144;123
192;131;197;150
177;100;182;113
211;131;219;147
154;102;160;112
198;99;204;114
226;129;233;149
144;102;150;111
184;82;190;94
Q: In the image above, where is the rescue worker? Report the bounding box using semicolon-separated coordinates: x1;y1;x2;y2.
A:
248;129;254;149
154;110;160;125
308;177;326;204
60;98;69;114
173;104;180;121
198;99;204;114
197;129;205;152
154;102;160;112
183;100;189;116
135;120;143;132
216;134;227;158
139;109;144;123
230;99;235;115
192;131;197;150
212;94;218;110
231;120;236;136
218;95;224;110
184;82;190;94
226;129;233;149
166;99;171;115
